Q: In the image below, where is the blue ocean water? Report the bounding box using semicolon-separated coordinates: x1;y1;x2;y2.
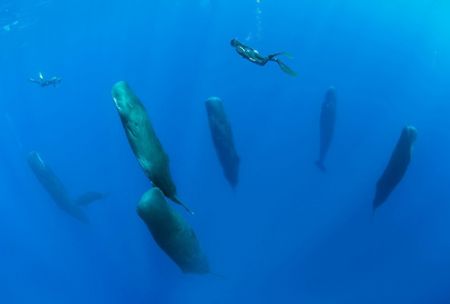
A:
1;0;450;303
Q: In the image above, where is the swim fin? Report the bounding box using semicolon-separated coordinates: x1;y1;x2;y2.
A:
276;59;297;77
75;192;107;206
268;52;285;60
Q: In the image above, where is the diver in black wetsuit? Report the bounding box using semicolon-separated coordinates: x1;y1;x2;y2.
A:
29;73;62;87
230;38;297;76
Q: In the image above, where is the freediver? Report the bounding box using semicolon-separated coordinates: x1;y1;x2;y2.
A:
230;38;297;76
29;72;62;87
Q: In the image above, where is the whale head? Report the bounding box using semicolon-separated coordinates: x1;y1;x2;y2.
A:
27;151;46;170
112;81;137;116
112;81;148;142
404;125;417;145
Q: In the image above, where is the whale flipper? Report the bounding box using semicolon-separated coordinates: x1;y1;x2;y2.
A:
75;192;107;206
171;195;194;215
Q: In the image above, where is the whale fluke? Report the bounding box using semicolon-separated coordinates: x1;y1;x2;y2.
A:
75;192;107;206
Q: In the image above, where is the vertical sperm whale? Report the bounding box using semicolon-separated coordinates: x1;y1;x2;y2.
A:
27;151;105;223
315;87;337;172
137;187;209;274
112;81;192;214
373;125;417;210
205;96;240;187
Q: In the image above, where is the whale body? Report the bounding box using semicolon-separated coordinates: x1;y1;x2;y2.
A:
373;125;417;210
137;187;209;274
112;81;191;213
205;96;240;187
315;87;337;172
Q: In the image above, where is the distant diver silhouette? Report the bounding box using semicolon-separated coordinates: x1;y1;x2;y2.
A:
29;72;61;87
230;38;297;76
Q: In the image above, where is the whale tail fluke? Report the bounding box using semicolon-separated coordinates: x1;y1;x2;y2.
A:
75;192;107;206
209;271;226;279
172;196;194;215
267;53;297;77
62;204;90;223
315;160;326;172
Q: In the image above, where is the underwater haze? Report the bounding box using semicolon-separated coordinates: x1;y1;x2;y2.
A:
1;0;450;303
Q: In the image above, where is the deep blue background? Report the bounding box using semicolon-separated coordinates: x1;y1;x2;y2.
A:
1;0;450;303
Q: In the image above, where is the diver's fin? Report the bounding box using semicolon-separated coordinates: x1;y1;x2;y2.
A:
75;192;107;206
268;52;295;60
275;59;297;77
172;196;194;215
282;52;294;59
315;160;326;172
267;52;285;61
